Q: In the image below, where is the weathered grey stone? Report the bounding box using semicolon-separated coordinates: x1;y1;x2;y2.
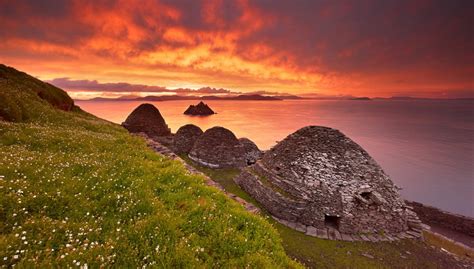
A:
351;234;362;241
327;229;337;240
361;253;374;259
174;124;203;154
359;234;370;241
406;200;474;237
122;103;171;137
306;226;318;237
239;137;262;165
316;228;329;239
295;223;307;233
333;229;343;240
189;126;246;168
341;233;354;241
367;234;379;242
235;125;415;237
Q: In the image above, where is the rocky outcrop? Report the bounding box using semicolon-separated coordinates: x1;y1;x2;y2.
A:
184;101;215;116
188;126;245;168
235;126;420;236
239;138;262;165
174;124;203;154
122;103;171;137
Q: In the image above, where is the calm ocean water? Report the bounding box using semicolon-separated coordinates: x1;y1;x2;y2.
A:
76;99;474;217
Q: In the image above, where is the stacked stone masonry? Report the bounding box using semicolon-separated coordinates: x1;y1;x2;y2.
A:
122;103;171;137
406;201;474;237
174;124;203;154
188;126;246;168
235;126;424;240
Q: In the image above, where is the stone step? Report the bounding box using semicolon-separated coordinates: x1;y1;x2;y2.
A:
359;234;369;241
366;234;379;242
316;228;329;239
306;226;318;237
385;234;395;241
406;230;422;238
351;234;362;241
396;233;407;240
341;233;353;241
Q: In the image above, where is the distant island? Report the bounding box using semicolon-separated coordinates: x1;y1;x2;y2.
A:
350;97;372;100
77;94;473;102
84;94;287;102
184;101;215;116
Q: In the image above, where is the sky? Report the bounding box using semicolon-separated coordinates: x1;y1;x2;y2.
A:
0;0;472;99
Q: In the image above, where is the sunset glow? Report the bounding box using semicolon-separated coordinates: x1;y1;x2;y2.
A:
1;0;472;98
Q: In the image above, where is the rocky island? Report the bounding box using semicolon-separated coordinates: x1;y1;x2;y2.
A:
184;101;215;116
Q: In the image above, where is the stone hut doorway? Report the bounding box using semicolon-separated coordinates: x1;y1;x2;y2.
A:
324;215;341;229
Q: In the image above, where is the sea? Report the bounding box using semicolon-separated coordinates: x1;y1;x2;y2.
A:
76;99;474;217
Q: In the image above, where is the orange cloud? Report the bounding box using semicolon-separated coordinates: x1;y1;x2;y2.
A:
0;0;472;98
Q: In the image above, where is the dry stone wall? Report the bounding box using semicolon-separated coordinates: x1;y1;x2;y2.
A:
407;201;474;237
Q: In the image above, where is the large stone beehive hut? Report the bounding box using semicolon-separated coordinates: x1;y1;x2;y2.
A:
239;138;262;165
189;126;245;168
235;126;417;236
174;124;203;154
122;103;171;137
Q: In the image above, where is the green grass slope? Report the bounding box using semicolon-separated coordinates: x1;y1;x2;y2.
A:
0;65;301;268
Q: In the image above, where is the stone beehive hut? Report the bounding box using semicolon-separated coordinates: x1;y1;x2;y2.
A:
174;124;203;154
188;126;245;168
122;103;171;137
235;126;417;236
239;138;262;165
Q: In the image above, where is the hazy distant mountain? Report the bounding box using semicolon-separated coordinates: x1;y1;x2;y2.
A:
78;94;468;102
372;96;433;101
81;94;283;101
230;94;281;100
349;97;371;100
271;95;305;100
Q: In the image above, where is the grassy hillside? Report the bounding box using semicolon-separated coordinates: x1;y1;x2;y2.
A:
0;65;301;268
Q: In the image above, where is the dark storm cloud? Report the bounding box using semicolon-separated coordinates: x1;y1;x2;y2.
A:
0;0;94;44
241;0;474;74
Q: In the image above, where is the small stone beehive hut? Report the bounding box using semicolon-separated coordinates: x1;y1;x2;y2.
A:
174;124;203;154
235;126;413;235
239;138;262;165
122;103;171;137
188;126;245;168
